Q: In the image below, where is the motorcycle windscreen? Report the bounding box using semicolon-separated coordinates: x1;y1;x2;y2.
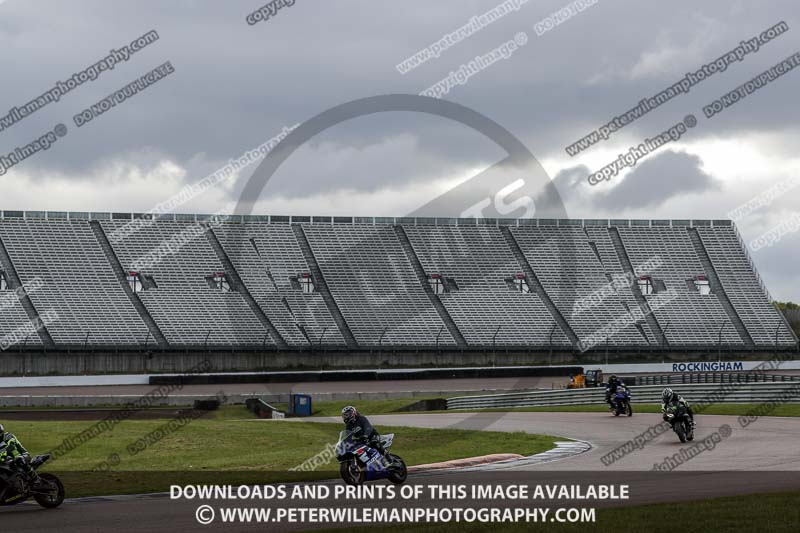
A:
379;434;394;448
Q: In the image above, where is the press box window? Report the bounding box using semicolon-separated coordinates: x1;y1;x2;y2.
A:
691;275;712;295
505;274;531;293
428;274;458;294
429;274;446;294
638;276;654;295
638;275;668;295
289;273;315;293
127;272;143;293
206;272;233;292
128;272;157;292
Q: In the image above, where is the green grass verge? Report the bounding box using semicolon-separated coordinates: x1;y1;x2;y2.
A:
8;416;556;498
270;398;433;418
314;490;800;533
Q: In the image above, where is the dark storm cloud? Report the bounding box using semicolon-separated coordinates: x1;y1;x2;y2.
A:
1;0;799;191
551;164;590;203
1;0;798;298
597;150;720;209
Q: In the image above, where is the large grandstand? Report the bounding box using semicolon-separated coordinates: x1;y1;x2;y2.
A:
0;210;796;373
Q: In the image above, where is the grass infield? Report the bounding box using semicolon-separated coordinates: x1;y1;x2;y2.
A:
6;413;556;497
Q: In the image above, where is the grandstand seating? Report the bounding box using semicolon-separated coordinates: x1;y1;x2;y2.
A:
403;225;571;346
212;223;345;346
511;225;648;346
0;297;42;345
301;224;455;347
0;212;794;350
0;219;146;345
697;226;796;346
617;226;746;346
100;219;266;346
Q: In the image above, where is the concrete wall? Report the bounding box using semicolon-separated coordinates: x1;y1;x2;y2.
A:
2;347;797;377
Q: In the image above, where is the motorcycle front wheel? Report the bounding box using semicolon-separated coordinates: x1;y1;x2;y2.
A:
339;460;364;486
674;422;687;443
33;473;65;509
386;455;407;485
625;402;633;417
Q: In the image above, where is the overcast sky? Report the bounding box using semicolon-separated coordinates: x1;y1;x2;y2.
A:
1;0;798;300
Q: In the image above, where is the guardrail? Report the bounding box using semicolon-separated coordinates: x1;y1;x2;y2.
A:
625;373;800;386
447;382;800;410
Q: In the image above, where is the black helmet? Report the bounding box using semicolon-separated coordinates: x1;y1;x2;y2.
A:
662;388;674;403
341;406;358;424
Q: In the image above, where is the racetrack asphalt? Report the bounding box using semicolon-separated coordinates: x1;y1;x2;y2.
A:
1;411;798;532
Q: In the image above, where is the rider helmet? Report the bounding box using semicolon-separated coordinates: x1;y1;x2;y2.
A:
341;406;358;425
662;388;675;404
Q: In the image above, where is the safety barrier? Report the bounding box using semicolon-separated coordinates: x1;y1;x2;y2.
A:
626;373;800;386
446;381;800;410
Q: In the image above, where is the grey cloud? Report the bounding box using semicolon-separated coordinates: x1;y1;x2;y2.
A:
597;150;720;209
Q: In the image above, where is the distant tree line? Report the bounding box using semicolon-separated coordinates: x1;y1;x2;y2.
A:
775;301;800;336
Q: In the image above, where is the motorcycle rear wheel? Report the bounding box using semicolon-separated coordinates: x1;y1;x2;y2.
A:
33;473;64;509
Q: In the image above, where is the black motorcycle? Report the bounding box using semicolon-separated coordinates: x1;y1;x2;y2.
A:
664;405;695;443
0;454;65;509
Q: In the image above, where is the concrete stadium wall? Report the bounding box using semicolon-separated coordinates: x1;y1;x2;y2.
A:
1;347;797;377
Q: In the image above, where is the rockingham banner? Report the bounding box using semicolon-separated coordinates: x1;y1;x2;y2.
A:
597;360;800;374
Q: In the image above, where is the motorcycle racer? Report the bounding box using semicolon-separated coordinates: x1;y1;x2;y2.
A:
661;388;696;427
341;406;386;455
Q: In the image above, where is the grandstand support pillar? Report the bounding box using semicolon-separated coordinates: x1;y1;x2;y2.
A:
498;225;580;349
88;220;169;348
0;235;56;347
548;322;557;366
378;327;388;357
291;225;359;349
719;321;727;362
392;225;468;349
318;327;328;349
202;224;289;350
